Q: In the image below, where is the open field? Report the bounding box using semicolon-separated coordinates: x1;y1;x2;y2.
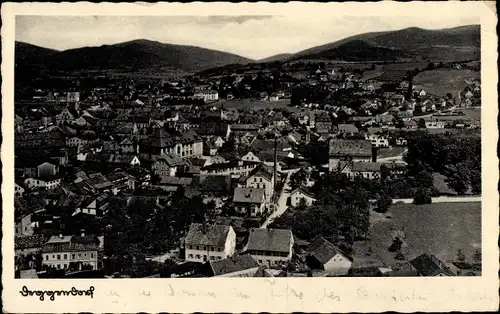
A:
352;202;481;268
413;69;480;97
211;99;291;110
361;62;431;81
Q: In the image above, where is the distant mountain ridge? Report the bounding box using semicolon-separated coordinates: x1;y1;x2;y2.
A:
16;25;480;75
15;39;254;73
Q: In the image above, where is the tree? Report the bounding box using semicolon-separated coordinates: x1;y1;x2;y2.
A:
388;237;403;252
417;118;426;128
472;249;482;263
375;193;393;213
413;187;432;205
290;170;307;190
456;249;466;262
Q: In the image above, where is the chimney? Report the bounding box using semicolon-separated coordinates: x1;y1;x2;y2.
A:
273;137;278;189
372;146;378;162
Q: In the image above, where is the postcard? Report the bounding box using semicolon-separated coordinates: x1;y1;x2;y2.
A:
2;1;498;313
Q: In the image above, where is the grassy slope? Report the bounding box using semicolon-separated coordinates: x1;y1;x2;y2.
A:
413;69;480;96
352;202;481;268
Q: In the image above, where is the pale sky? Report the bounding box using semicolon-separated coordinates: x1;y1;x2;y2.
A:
16;15;479;60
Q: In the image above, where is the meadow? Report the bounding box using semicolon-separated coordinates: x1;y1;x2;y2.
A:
413;69;480;97
214;99;292;110
352;201;481;268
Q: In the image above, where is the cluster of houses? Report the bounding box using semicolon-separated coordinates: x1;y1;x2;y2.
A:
14;61;481;278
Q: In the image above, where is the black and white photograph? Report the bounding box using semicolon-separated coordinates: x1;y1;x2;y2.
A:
2;1;498;313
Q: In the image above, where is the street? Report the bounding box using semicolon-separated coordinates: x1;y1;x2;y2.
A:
260;169;298;228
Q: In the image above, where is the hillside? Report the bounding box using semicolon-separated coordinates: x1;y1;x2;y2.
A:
15;39;254;73
15;42;59;63
295;40;413;62
258;53;293;63
291;25;480;62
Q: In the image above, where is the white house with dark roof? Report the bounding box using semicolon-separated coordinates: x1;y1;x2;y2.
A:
290;187;317;207
329;139;373;172
307;237;352;276
232;187;267;217
185;223;236;263
340;161;382;180
151;153;185;177
41;233;100;271
244;228;294;267
245;164;275;201
207;255;260;277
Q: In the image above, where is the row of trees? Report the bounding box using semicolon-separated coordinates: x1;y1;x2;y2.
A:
405;133;481;195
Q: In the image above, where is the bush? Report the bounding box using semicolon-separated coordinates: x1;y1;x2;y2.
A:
413;188;432;205
375;193;392;213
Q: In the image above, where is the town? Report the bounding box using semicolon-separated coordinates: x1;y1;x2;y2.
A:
14;26;482;279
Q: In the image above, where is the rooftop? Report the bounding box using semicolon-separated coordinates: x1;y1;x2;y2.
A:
329;139;372;157
246;228;293;253
185;223;233;247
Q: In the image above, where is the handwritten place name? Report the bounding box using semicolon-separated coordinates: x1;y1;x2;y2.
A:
19;286;95;301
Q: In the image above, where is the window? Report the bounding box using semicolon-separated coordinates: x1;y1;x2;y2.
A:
259;260;263;263
52;255;55;259
203;255;207;262
57;254;61;260
72;254;75;259
45;255;49;261
64;264;68;269
202;246;206;250
218;257;222;260
64;254;68;260
196;246;199;250
210;256;215;261
210;247;214;252
78;253;81;258
91;253;94;258
260;178;262;182
196;254;200;259
188;254;193;258
217;248;221;252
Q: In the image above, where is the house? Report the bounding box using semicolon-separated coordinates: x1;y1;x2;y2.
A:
152;153;185;177
245;228;294;267
107;172;136;192
231;124;260;134
336;124;359;135
425;120;445;129
200;160;258;178
395;137;408;146
328;139;373;172
184;223;236;263
41;233;100;271
289;187;317;207
66;91;80;103
207;255;260;277
56;107;78;124
194;89;219;102
66;136;89;148
119;138;137;154
37;161;58;178
307;237;352;276
404;120;418;129
15;213;36;237
409;254;455;276
447;262;481;276
140;128;203;160
365;130;389;148
245;164;275;201
15;234;47;257
24;175;63;190
340;161;382;180
15;182;25;197
232;187;267;217
241;151;261;163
